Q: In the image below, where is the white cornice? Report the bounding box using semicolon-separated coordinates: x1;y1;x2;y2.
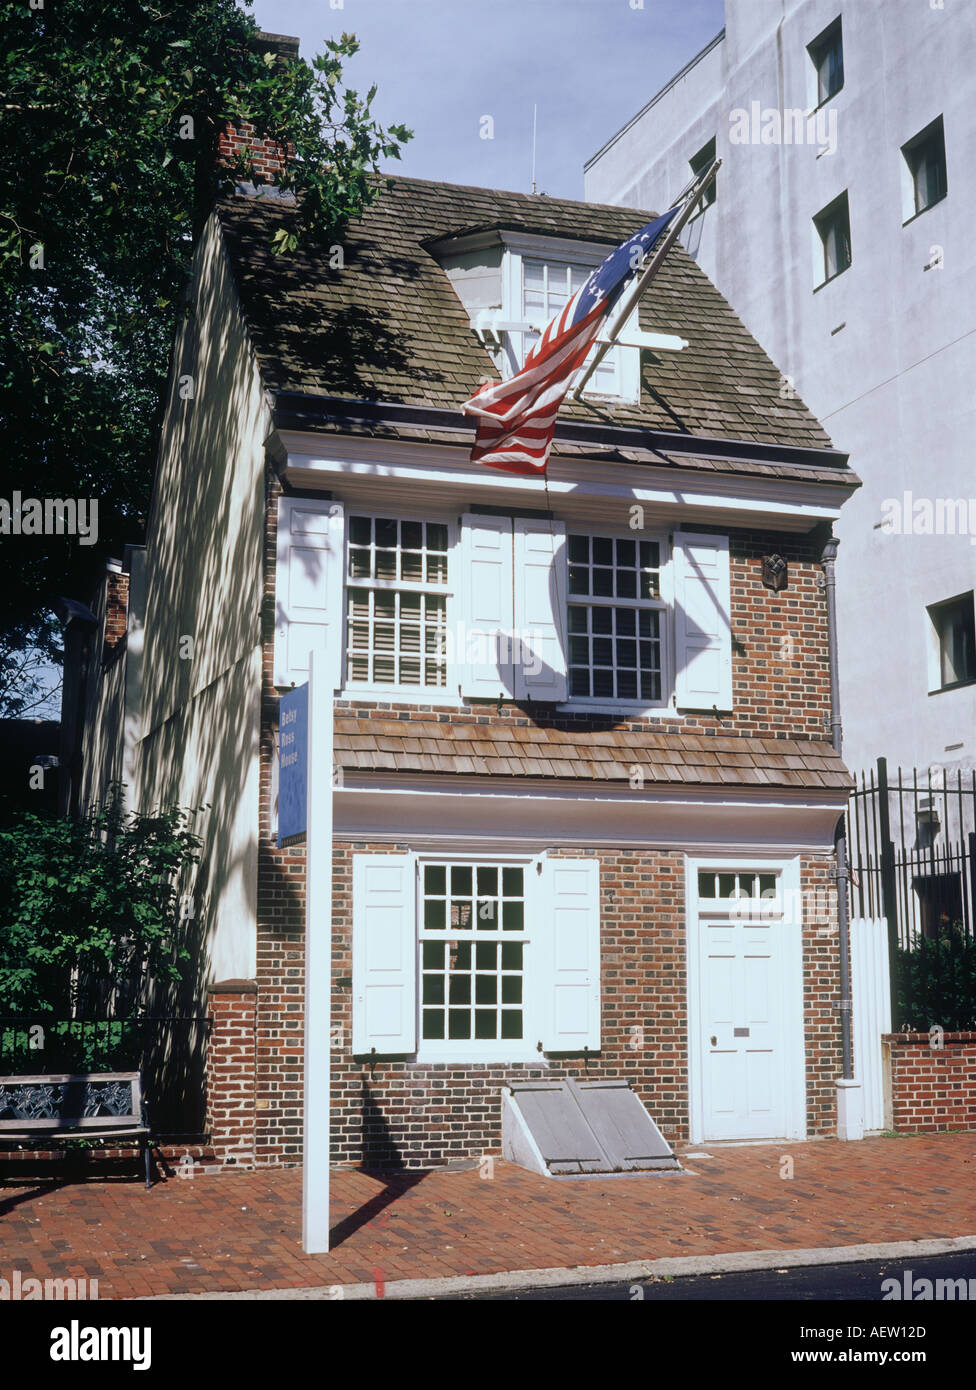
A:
275;431;850;530
333;778;845;853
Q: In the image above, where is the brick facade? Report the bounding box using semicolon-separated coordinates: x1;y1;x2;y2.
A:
206;981;258;1163
883;1032;976;1133
227;466;846;1168
242;838;841;1168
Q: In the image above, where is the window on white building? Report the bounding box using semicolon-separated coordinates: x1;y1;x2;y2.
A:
808;17;844;107
689;137;717;216
901;116;947;221
927;592;976;692
345;514;450;689
813;191;851;286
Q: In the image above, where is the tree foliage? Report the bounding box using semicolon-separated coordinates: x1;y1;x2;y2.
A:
894;923;976;1032
0;788;203;1016
0;1;411;692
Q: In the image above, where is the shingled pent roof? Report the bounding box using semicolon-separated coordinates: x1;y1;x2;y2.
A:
334;718;852;792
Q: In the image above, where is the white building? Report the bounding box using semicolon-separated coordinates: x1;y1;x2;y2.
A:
585;0;976;782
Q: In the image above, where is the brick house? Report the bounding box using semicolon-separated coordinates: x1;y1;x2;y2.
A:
67;66;862;1169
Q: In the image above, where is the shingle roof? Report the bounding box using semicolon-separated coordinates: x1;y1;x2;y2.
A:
216;175;837;454
333;717;853;791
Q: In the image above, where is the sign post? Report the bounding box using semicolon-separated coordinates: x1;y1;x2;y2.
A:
300;648;334;1253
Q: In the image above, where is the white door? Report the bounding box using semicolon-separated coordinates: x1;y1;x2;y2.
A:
693;867;797;1141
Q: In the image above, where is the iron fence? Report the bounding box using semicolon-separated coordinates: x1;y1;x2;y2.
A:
0;1016;210;1140
847;759;976;948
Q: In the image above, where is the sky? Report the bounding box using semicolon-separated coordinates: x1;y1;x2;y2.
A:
251;0;725;202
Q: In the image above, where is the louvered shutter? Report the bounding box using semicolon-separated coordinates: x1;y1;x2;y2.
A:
459;513;515;699
513;517;568;702
672;530;733;710
539;857;601;1052
273;497;344;690
352;854;416;1054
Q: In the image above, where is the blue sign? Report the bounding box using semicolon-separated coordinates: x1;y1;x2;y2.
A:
278;683;308;847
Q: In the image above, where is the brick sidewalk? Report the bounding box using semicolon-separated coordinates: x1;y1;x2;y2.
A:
1;1133;974;1298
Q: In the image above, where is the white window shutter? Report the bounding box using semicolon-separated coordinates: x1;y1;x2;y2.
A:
673;530;733;710
352;854;416;1054
513;517;568;702
273;497;344;690
459;513;515;699
539;857;601;1052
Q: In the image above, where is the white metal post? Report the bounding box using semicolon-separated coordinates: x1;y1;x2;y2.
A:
302;647;334;1252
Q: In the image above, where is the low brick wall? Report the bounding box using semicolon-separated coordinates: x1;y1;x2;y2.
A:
883;1032;976;1133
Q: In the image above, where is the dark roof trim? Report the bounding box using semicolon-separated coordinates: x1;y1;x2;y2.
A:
584;28;726;171
271;391;851;472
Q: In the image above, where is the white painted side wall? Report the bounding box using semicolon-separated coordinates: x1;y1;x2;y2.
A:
585;0;976;778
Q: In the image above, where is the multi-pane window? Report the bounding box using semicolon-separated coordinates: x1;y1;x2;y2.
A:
813;191;851;285
346;515;449;687
420;863;527;1044
521;258;618;394
808;17;843;106
902;117;947;219
567;534;664;702
698;870;779;901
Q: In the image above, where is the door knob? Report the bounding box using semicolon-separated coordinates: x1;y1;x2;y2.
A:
710;1035;717;1047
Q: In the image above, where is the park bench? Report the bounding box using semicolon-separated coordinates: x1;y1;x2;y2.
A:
0;1071;154;1188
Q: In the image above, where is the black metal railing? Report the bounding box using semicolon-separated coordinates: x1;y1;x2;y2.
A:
0;1016;211;1140
847;759;975;948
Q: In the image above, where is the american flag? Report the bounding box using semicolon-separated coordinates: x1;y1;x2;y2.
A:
462;207;680;476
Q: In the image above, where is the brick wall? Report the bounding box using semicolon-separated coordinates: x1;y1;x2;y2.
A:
249;834;840;1168
247;468;843;1167
206;980;258;1163
103;569;129;655
883;1032;976;1133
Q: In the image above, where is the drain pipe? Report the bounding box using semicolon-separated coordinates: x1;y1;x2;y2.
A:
821;535;860;1138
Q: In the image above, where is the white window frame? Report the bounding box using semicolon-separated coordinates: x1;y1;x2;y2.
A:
415;852;543;1063
559;525;673;714
499;233;641;404
340;506;460;699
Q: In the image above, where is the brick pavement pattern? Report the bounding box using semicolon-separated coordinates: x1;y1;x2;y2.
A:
2;1134;974;1298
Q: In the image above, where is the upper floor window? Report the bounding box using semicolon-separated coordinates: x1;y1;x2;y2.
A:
808;17;844;107
927;592;976;693
689;137;717;215
901;116;947;222
567;534;665;702
813;190;851;287
518;255;620;395
345;514;449;689
274;499;733;715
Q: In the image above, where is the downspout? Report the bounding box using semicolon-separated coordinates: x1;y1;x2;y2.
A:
821;535;853;1080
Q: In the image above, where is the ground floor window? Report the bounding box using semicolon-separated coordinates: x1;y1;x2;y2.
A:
419;861;528;1045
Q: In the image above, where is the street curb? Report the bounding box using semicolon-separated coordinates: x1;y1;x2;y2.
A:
138;1233;976;1300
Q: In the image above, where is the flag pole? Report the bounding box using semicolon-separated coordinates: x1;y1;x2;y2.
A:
571;157;720;401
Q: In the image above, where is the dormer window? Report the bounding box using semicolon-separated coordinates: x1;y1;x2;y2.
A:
519;257;620;395
430;226;688;408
